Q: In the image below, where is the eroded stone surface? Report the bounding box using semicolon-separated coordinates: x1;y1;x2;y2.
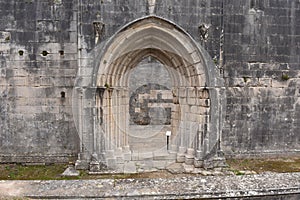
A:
0;173;299;199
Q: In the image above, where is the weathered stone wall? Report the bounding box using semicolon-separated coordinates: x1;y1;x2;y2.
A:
0;0;79;163
0;0;299;163
221;0;300;156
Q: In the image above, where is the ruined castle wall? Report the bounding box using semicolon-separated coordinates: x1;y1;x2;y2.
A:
0;0;299;163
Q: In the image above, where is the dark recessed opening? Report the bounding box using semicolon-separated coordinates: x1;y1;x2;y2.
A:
205;99;209;106
61;91;65;98
250;0;255;8
41;51;49;56
59;50;64;56
18;50;24;56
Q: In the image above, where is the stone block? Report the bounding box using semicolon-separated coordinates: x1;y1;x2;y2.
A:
106;158;116;169
123;161;137;173
166;162;184;173
187;87;196;98
152;160;167;169
61;166;80;176
89;161;101;172
183;163;194;173
190;106;198;114
115;156;124;164
75;159;89;170
272;79;289;88
194;159;204;168
189;114;197;122
105;150;115;158
136;160;154;171
11;77;27;86
177;153;185;163
138;152;153;160
199;107;208;115
153;151;171;160
131;152;139;161
179;88;186;97
171;111;179;120
187;97;196;105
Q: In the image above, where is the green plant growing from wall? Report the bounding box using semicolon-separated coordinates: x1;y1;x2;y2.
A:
243;76;249;83
53;0;62;4
41;51;49;56
18;50;24;56
281;73;289;81
213;57;218;65
96;11;101;18
104;83;110;89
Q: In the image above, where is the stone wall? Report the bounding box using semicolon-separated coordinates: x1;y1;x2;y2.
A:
0;0;79;163
222;0;300;156
0;0;299;163
129;58;172;125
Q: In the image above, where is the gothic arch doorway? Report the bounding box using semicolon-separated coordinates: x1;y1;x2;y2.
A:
128;57;173;154
75;16;226;172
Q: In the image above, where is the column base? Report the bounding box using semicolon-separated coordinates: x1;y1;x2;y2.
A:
184;148;195;165
75;159;89;170
177;146;186;163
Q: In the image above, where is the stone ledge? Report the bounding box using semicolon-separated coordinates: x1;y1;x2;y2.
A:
0;172;299;199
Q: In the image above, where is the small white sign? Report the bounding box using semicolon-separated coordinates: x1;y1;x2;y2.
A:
166;131;171;136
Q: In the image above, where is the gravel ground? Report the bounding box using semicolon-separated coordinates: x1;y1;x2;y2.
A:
0;172;299;199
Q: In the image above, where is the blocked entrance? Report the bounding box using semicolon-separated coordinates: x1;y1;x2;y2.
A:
75;16;226;172
128;57;172;154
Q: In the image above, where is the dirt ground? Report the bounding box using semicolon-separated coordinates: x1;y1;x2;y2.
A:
226;157;300;173
0;157;299;180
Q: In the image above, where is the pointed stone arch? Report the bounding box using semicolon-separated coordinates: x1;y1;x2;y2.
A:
74;16;226;172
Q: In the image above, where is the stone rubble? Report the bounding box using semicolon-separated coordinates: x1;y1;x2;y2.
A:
0;172;299;199
61;166;80;177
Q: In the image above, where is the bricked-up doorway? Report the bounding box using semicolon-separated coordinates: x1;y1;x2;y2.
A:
75;16;226;172
127;56;175;163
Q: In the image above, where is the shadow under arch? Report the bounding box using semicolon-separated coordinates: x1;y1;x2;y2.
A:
74;16;226;172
